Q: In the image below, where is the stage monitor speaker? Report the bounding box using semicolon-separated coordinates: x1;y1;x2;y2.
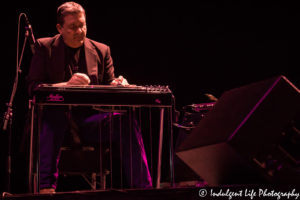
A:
176;75;300;186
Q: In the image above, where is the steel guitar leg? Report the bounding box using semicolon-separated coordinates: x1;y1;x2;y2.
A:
28;100;35;193
36;105;43;193
28;100;42;193
119;112;123;189
156;108;164;188
109;112;113;189
129;108;133;188
168;107;175;187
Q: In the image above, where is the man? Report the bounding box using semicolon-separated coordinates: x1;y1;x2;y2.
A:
27;2;152;193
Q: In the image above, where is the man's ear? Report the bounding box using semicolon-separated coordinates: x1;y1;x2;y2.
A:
56;24;62;34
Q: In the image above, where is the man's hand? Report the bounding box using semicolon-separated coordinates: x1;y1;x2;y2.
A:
53;73;90;87
67;73;91;85
110;75;129;86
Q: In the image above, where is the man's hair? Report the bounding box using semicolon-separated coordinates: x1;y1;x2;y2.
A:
57;1;85;26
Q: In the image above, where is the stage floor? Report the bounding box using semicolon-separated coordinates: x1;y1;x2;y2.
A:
2;187;202;200
3;185;300;200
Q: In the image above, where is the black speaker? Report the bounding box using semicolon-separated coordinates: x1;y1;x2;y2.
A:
176;75;300;186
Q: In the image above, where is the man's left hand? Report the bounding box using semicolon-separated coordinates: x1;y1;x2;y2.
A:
111;75;129;86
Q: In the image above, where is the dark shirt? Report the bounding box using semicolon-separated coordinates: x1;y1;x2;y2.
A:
64;45;87;81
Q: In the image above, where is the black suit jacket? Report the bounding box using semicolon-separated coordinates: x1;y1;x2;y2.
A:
27;34;115;96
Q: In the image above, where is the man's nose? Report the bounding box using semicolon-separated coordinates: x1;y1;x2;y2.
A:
76;27;83;34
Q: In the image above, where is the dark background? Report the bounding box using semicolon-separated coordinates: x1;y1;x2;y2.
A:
0;1;299;194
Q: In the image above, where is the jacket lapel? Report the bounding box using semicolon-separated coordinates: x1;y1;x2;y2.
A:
49;35;66;82
84;39;98;84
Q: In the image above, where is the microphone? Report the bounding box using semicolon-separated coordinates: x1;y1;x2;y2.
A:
24;15;36;54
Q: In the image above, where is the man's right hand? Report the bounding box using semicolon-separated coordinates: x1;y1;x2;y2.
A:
67;73;90;85
52;73;90;87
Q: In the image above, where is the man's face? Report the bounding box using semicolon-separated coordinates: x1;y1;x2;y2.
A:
57;12;87;48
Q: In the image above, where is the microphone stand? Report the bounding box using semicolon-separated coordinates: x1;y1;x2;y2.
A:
2;13;32;196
